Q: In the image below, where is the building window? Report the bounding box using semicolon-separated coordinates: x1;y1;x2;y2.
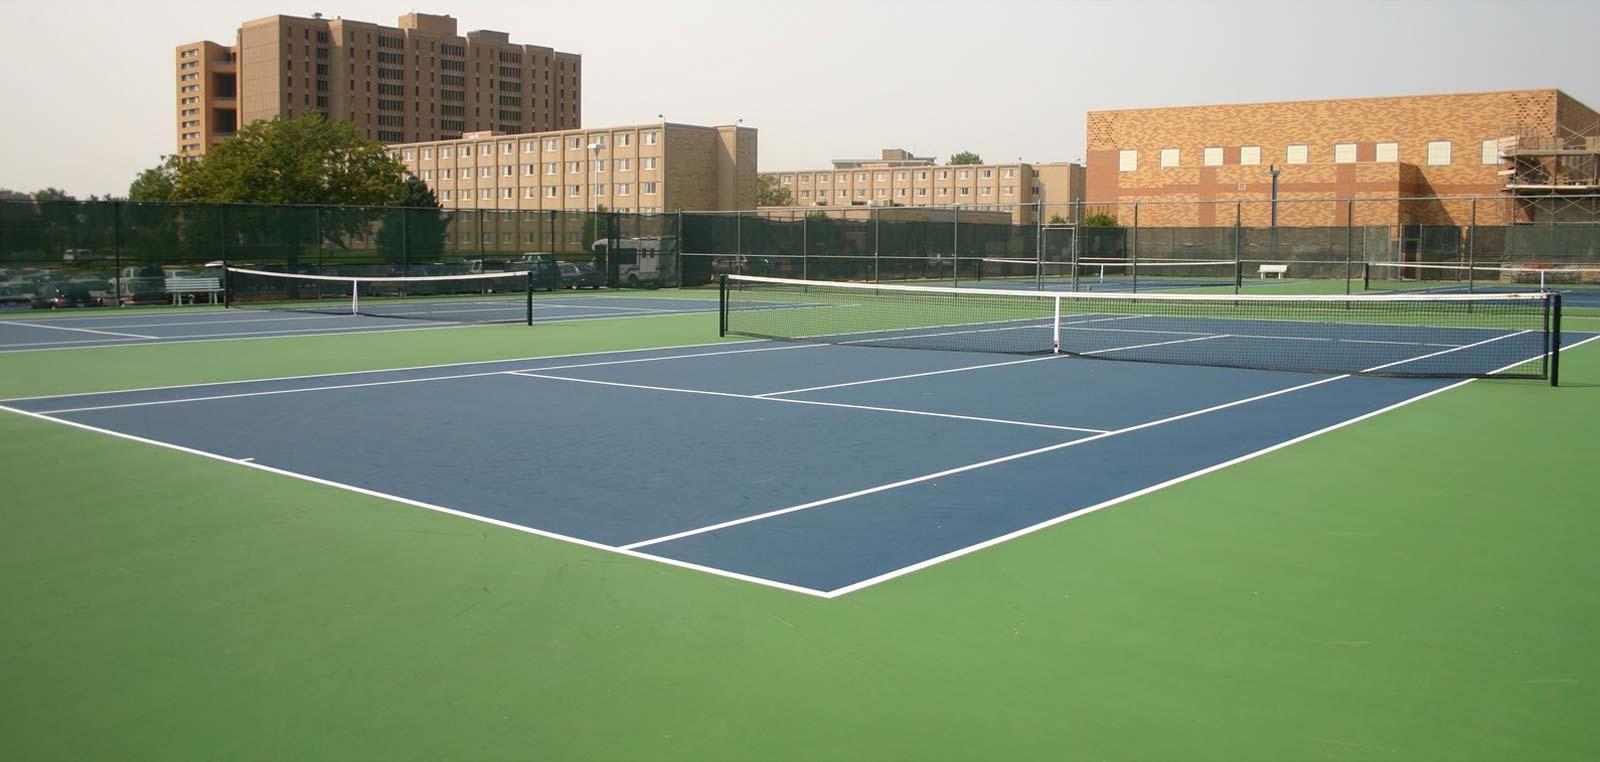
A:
875;188;886;197
979;186;992;196
916;171;927;180
617;158;630;172
855;172;867;182
480;189;493;200
545;186;558;198
1159;148;1179;168
816;190;828;199
422;170;433;180
478;166;490;178
441;146;452;159
1481;139;1500;165
545;162;557;175
442;190;453;200
1334;143;1357;163
1426;140;1451;166
895;171;907;180
522;141;535;153
874;172;887;181
895;188;906;197
958;170;970;179
501;143;513;155
781;175;793;184
1003;186;1016;196
591;184;605;196
544;139;558;151
1373;142;1398;163
568;185;581;197
644;131;658;145
421;147;433;160
524;187;536;198
442;169;453;180
800;190;811;199
596;160;607;173
618;134;630;147
524;164;535;176
1118;149;1138;172
1203;147;1223;166
480;144;492;156
837;173;849;183
817;174;828;184
643;157;657;170
1285;144;1308;164
591;135;605;148
567;161;582;174
617;183;630;196
937;188;949;197
642;182;657;194
916;188;927;196
855;189;866;198
502;165;513;177
979;169;993;179
502;188;514;199
567;137;581;149
958;187;971;196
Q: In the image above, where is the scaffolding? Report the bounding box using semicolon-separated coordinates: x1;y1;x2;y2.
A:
1499;118;1600;223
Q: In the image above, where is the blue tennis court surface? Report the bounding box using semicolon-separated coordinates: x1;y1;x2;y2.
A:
6;328;1592;597
0;294;723;351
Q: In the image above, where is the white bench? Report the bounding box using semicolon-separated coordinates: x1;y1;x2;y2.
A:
165;276;223;305
1257;264;1288;279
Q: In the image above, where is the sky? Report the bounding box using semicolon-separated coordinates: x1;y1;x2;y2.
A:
1;0;1597;198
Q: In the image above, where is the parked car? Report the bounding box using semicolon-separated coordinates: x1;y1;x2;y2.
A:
120;276;169;305
0;283;32;310
558;261;606;289
33;283;104;309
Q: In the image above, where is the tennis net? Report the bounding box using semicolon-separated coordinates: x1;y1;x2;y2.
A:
720;274;1562;382
1364;261;1600;298
225;267;539;324
978;257;1240;291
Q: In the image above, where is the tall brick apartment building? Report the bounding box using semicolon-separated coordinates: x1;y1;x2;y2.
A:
176;12;580;156
1084;89;1600;226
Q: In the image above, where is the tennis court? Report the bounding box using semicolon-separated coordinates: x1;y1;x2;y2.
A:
0;292;724;351
6;268;1600;760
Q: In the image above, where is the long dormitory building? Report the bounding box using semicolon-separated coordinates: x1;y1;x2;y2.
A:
760;149;1084;224
177;12;580;156
390;122;758;213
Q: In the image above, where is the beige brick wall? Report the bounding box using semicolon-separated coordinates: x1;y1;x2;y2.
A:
1084;89;1579;225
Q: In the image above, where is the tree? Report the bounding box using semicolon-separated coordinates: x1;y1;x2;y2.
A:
1083;212;1119;227
373;175;447;271
948;151;983;165
757;174;793;207
0;189;29;202
1048;214;1069;224
155;114;406;205
33;188;76;202
128;156;185;202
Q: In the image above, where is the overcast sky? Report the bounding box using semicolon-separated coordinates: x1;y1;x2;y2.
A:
1;0;1597;197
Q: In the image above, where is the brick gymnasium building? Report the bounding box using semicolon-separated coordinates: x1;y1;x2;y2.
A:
1084;89;1600;226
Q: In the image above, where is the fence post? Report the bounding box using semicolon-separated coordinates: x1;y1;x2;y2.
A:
111;201;123;307
1234;200;1243;294
1035;201;1044;291
873;206;880;283
314;205;322;269
1131;202;1139;292
1345;198;1354;295
675;210;684;288
735;209;742;275
800;210;808;281
1468;197;1477;293
952;205;960;286
1070;201;1081;292
400;207;409;275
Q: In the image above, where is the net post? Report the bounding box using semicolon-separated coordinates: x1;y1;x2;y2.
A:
718;274;728;337
526;268;534;326
1362;262;1370;291
350;280;359;316
1051;293;1061;354
1549;292;1562;387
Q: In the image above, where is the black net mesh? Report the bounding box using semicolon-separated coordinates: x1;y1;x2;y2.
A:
225;261;553;323
723;275;1555;379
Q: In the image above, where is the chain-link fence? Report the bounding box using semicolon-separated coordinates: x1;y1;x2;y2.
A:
4;197;1598;310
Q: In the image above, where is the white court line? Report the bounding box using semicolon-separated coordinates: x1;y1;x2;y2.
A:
0;403;830;599
619;371;1357;551
1060;322;1465;349
25;313;361;330
1080;333;1230;355
621;329;1548;552
0;338;766;403
32;343;821;413
823;332;1600;597
0;319;158;340
506;371;1109;434
754;355;1062;397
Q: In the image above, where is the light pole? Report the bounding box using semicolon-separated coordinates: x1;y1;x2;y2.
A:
734;118;743;211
